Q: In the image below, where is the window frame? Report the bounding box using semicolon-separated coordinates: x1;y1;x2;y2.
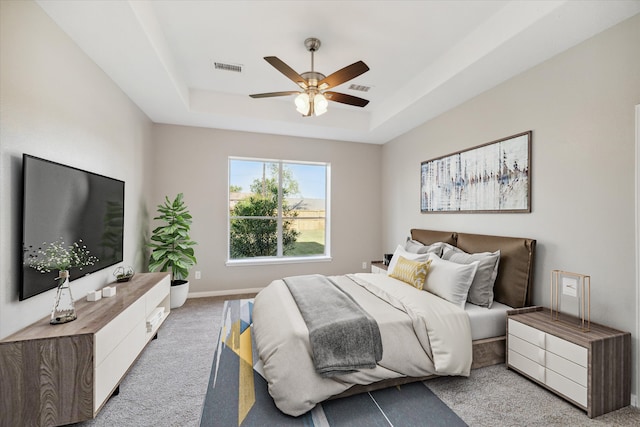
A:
226;156;331;266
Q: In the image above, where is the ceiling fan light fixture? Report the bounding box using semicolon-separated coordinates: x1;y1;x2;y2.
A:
314;93;328;116
295;92;310;115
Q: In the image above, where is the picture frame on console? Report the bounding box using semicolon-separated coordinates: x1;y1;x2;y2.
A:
551;269;591;332
420;131;532;213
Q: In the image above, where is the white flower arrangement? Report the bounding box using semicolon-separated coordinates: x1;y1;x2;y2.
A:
26;238;99;274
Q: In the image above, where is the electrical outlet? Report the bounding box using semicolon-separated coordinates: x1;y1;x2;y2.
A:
362;261;367;270
195;271;201;280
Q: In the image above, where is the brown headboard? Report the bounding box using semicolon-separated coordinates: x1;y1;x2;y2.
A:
410;229;536;308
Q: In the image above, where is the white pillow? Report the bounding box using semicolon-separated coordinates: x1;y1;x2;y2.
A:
442;247;500;308
424;253;479;309
404;239;444;255
387;245;430;276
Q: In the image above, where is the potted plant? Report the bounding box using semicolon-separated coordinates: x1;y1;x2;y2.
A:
148;193;197;308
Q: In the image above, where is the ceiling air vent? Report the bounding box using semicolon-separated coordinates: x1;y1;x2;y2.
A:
214;62;243;73
349;84;370;92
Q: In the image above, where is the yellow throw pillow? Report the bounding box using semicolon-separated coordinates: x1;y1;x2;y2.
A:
389;256;431;290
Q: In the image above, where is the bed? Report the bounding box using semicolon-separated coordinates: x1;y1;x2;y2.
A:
252;229;536;416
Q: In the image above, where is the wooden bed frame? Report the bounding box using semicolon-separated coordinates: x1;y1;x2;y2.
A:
334;229;536;398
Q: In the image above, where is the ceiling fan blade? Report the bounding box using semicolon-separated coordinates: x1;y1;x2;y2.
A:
264;56;308;89
318;61;369;90
324;91;369;107
249;91;300;98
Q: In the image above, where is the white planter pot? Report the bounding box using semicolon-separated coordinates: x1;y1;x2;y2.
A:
170;280;189;309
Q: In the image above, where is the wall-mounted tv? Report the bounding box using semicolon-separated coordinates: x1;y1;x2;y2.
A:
21;154;125;300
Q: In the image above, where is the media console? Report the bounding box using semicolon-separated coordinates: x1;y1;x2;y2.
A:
0;272;171;426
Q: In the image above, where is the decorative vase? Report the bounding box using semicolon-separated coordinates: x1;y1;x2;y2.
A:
50;270;77;324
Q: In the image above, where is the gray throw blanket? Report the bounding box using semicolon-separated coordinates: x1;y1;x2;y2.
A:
283;274;383;377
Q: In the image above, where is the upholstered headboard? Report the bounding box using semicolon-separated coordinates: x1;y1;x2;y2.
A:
410;229;536;308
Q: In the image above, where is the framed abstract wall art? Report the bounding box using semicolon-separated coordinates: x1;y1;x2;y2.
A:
421;131;531;213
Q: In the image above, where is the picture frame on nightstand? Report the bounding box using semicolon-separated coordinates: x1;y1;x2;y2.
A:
551;270;590;332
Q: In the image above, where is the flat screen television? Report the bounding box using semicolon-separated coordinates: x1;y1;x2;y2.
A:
21;154;125;300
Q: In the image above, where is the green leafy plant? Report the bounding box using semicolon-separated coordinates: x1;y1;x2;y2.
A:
148;193;197;284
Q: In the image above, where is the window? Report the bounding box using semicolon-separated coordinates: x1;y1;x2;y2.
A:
228;157;330;264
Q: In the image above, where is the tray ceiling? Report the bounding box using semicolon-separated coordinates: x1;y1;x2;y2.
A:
36;1;640;144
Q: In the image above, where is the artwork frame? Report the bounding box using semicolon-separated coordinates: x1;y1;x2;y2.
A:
420;131;532;213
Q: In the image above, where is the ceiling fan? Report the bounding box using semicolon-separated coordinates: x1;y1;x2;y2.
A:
249;37;370;117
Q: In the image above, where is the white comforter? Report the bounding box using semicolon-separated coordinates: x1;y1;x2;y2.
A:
252;273;472;416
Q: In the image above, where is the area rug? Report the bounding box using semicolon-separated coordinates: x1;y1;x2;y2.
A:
200;299;467;427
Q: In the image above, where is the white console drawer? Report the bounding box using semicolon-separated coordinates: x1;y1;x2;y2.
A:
546;368;587;407
95;297;145;366
508;319;545;348
546;351;587;387
546;334;587;367
145;275;170;316
95;321;146;408
508;349;545;383
509;335;545;365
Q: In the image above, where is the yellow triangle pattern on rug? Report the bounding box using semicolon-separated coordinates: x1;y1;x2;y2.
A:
238;327;254;425
223;304;256;425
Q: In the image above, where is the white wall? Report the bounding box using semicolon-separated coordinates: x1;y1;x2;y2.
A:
0;0;154;338
151;124;382;294
382;14;640;398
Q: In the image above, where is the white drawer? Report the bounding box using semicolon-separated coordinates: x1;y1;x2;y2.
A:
94;321;146;409
546;368;587;407
95;297;145;366
508;319;546;348
145;276;170;316
546;351;587;387
546;334;587;367
509;335;545;365
508;349;545;383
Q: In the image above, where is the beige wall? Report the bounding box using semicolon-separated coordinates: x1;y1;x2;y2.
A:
151;124;382;294
0;1;154;337
382;14;640;397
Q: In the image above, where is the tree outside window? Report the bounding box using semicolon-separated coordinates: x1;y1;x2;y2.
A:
228;158;328;261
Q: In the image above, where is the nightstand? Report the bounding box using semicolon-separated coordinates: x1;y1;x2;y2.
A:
506;307;631;418
370;261;387;274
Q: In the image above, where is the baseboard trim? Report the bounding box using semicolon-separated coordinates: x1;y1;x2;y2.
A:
187;288;264;299
632;393;638;408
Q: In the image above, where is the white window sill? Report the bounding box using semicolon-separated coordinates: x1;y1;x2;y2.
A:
225;255;332;267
